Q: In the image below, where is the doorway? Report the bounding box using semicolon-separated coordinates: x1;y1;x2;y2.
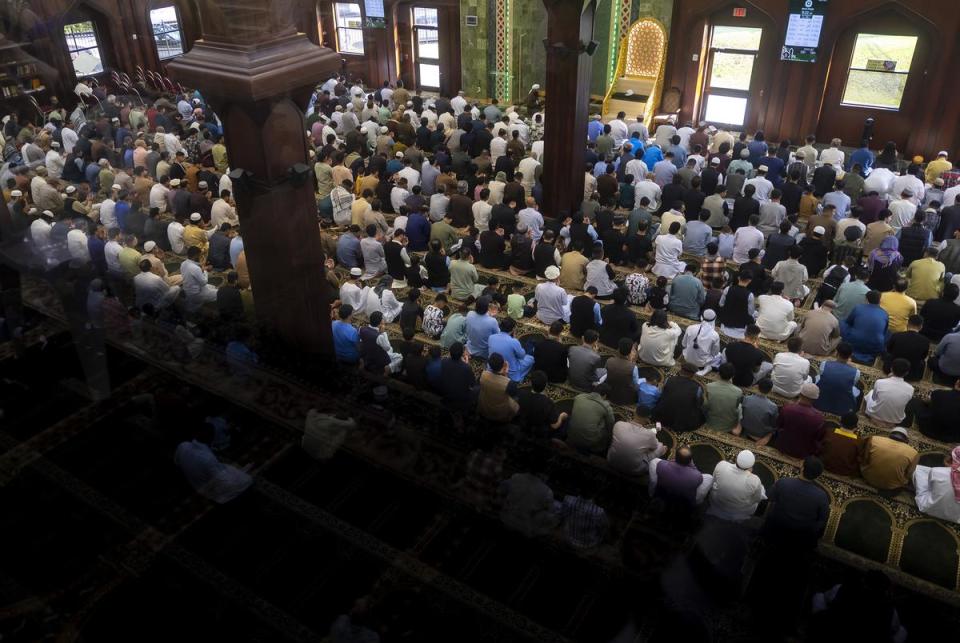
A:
701;25;763;129
412;7;440;91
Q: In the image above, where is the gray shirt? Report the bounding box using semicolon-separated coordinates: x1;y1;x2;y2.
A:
740;394;779;439
568;345;603;391
360;236;386;277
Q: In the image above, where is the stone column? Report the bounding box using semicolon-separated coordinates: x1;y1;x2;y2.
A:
168;0;340;358
541;0;597;219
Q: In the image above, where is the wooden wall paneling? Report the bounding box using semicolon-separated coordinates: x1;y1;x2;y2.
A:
663;0;960;158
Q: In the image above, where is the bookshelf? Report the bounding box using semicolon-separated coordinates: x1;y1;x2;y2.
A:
0;38;48;115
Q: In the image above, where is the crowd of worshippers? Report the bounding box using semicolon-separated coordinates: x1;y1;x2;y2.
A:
5;74;960;532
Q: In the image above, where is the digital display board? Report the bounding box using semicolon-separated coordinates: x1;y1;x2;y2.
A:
781;0;828;63
364;0;386;28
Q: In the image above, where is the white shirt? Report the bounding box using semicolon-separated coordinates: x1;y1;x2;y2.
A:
134;271;174;309
744;176;773;201
104;239;123;273
608;119;629;147
533;281;569;324
174;440;252;504
770;351;810;397
397;166;421;188
863;167;895;199
676;126;695;150
450;94;467;115
167;220;186;254
942;184;960;209
625;159;648;184
606;422;662;475
473;201;492;231
913;465;960;524
180;259;210;296
638;322;683;366
67;228;89;262
891;174;924;205
707;461;767;522
61;126;78;154
634;179;661;210
45;150;65;178
509;120;530;145
490;137;507;165
756;294;796;341
518;157;540;190
149;183;170;211
163;133;183;156
682;321;721;368
888;198;918;231
818;147;845;168
339;281;368;315
390;187;410;213
652;234;684;278
865;376;915;424
210;199;238;228
30;218;52;255
732;226;764;264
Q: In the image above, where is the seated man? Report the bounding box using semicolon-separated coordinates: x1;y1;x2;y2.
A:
814;343;862;416
517;371;568;439
566;384;616;455
667;263;706;320
331;304;360;365
756;281;797;341
775;383;826;459
928;330;960;384
883;314;930;381
910;377;960;443
864;358;915;427
532;320;569;383
913;447;960;524
487;318;535;383
723;324;771;386
762;456;830;550
707;449;767;522
499;458;561;537
682;309;722;372
648;445;714;509
438;342;479;412
606;417;667;476
717;270;756;339
740;378;779;445
704;362;743;433
859;427;919;492
840;290;889;363
174;422;253;504
567;329;605;391
878;279;916;334
797;300;841;356
770;336;812;398
820;413;861;477
477;352;520;423
604;338;643;407
652;362;705;432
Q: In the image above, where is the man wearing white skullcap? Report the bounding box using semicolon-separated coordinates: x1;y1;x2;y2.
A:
142;240;183;286
682;308;722;371
707;449;767;522
45;141;65;178
183;212;211;265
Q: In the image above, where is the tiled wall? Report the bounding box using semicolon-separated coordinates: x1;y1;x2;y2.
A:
459;0;674;102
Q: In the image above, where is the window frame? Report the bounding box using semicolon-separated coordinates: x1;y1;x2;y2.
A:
63;18;105;79
333;2;365;56
839;32;918;112
700;24;764;129
411;7;440;91
149;4;185;61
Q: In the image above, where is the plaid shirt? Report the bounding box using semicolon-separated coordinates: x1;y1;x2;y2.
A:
700;255;727;288
941;169;960;190
561;495;607;548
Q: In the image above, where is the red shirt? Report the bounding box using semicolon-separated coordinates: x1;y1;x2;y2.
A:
775;403;826;459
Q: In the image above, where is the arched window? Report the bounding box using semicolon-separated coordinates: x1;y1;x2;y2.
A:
63;18;104;76
150;4;185;60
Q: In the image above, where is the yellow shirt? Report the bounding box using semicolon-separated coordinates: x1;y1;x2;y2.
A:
351;198;370;226
879;291;917;333
905;257;945;301
119;248;142;277
925;158;952;185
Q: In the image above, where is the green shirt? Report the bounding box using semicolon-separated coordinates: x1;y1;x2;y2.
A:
507;293;526;319
430;220;460;253
567;392;615;454
440;313;467;349
704;380;743;432
314;162;333;198
449;259;478;300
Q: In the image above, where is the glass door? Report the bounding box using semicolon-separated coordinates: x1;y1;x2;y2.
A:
412;7;440;90
701;26;763;128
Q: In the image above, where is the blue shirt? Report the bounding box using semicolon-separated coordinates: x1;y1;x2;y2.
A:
230;236;244;268
682;220;713;256
841;303;888;360
332;320;360;363
668;144;687;168
487;332;531;382
425;357;442;388
637;376;661;409
848;147;874;176
762;156;785;186
642;146;664;169
822;190;851;217
336;233;362;268
587;120;604;142
405;213;431;251
115;201;131;232
747;140;768;167
465;311;500;358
